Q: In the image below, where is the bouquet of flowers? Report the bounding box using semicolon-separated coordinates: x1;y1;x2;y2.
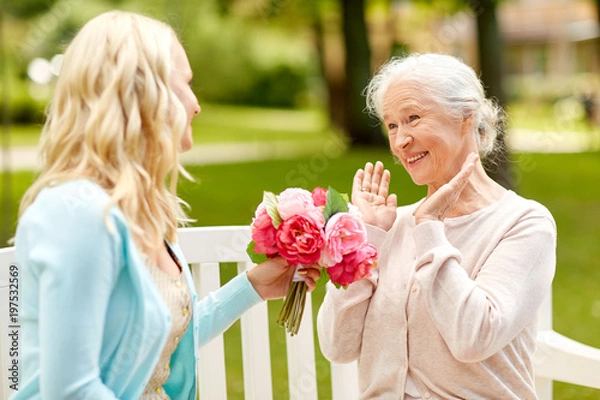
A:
247;186;378;336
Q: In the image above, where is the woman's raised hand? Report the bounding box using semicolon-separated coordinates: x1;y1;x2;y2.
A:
413;153;479;224
352;161;398;231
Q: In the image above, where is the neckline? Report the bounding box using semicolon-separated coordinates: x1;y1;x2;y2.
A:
145;258;183;281
444;190;514;225
142;241;184;280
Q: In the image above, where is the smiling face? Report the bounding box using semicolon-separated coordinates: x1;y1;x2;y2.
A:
382;79;476;191
171;39;200;152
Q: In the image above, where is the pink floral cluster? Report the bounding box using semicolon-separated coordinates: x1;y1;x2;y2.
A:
250;187;377;287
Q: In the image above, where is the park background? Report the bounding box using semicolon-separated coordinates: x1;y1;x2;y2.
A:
0;0;599;398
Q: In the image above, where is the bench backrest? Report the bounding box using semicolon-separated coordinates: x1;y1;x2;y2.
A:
0;225;599;400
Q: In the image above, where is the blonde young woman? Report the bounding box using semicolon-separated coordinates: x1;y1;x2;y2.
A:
13;11;319;399
317;54;557;399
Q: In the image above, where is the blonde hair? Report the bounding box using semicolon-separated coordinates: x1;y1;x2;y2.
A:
19;11;190;250
365;53;503;158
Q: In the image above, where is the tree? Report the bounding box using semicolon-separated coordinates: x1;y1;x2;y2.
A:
209;0;385;145
470;0;513;190
308;0;386;146
3;0;58;19
595;0;600;59
340;0;387;146
308;2;346;134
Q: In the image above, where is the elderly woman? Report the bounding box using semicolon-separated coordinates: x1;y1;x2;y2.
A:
317;53;556;399
13;11;319;399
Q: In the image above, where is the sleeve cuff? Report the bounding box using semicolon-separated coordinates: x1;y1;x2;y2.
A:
219;272;264;313
366;223;388;249
413;220;450;256
324;276;376;305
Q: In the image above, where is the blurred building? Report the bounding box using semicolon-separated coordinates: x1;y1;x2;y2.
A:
502;0;598;77
387;0;600;100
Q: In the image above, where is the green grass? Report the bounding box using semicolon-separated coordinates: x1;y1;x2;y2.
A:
7;99;600;148
4;103;335;147
516;153;600;399
194;103;329;142
3;151;599;399
507;100;600;135
2;125;45;147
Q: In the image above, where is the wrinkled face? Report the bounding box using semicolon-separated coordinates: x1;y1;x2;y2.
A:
382;79;473;190
171;39;200;152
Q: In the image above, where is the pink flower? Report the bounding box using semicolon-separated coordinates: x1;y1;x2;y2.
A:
277;188;325;227
327;243;378;287
251;203;278;255
321;213;367;267
276;215;325;265
312;187;328;207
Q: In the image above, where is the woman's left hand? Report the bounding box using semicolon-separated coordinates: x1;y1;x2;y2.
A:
247;257;321;300
413;153;479;224
352;161;398;231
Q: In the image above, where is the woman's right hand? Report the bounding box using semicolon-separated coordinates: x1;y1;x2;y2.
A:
352;161;397;231
247;257;321;300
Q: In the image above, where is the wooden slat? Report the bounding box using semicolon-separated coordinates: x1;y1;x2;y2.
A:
0;284;10;400
535;330;600;389
285;291;318;400
0;248;17;400
193;262;227;400
535;376;553;400
331;361;360;400
179;226;251;263
0;247;15;265
238;261;273;400
537;291;553;331
534;290;554;399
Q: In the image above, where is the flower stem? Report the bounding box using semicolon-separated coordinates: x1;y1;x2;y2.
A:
276;281;297;325
291;282;307;335
277;281;308;336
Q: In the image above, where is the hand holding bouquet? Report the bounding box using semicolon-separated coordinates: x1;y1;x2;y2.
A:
247;186;377;335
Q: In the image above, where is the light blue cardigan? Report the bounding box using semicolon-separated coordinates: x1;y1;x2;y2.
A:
12;180;263;399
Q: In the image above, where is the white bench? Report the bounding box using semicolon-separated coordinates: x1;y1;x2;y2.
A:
0;225;599;400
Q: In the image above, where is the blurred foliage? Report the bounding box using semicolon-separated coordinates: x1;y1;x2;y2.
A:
3;0;58;19
9;90;46;124
506;73;600;104
2;0;321;117
182;9;316;108
411;0;504;14
3;0;127;19
7;103;336;146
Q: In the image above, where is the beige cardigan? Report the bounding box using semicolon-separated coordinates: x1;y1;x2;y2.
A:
317;191;556;400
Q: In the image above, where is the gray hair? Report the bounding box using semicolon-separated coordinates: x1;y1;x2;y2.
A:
364;53;503;157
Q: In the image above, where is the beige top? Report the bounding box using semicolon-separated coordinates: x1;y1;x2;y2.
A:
141;252;192;399
317;191;557;399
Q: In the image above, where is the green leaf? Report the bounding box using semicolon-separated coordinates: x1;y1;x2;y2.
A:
317;268;352;290
331;279;349;290
323;186;349;222
341;192;350;204
263;191;282;228
332;281;344;290
316;268;330;288
246;240;269;264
